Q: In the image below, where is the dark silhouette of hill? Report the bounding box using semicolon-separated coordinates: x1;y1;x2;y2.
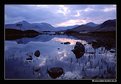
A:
5;29;40;40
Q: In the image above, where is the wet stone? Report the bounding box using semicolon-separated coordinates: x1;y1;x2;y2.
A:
63;42;70;44
26;56;32;60
47;67;64;79
72;42;85;59
34;50;40;57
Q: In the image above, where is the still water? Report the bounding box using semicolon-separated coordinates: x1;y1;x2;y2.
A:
5;35;116;79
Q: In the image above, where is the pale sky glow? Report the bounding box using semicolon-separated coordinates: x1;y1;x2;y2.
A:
53;37;87;45
56;19;87;27
5;5;116;27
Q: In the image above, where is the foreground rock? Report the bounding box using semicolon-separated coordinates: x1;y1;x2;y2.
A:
34;50;40;57
47;67;64;79
72;42;85;59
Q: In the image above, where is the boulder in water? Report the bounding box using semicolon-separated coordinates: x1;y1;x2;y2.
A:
34;50;40;57
72;42;85;59
47;67;64;79
26;55;32;60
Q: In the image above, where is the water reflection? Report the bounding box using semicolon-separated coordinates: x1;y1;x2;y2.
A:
53;37;87;45
5;34;116;79
15;35;55;44
6;34;115;50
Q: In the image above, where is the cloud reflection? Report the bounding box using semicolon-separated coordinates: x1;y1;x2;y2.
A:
53;37;87;45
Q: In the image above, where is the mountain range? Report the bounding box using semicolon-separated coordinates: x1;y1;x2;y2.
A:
5;19;116;33
68;19;116;33
94;19;116;32
5;21;55;32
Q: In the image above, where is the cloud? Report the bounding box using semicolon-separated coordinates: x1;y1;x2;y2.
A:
83;8;94;12
56;5;70;16
74;10;80;17
5;5;59;24
5;5;116;27
103;7;116;12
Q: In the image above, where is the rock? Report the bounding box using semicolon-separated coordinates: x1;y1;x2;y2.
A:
88;52;95;54
47;67;64;79
26;55;32;60
34;50;40;57
110;49;115;53
72;42;85;59
26;52;33;60
91;40;101;49
63;42;70;44
88;42;92;44
105;42;112;50
84;44;86;45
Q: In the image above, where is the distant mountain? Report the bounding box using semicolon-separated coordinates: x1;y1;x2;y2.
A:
5;19;116;33
16;20;30;25
94;19;116;32
100;19;116;28
32;23;54;31
55;25;79;31
5;21;34;30
5;20;55;32
67;19;116;33
85;22;98;27
68;25;98;33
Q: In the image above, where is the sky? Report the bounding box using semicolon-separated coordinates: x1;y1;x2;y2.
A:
5;5;116;27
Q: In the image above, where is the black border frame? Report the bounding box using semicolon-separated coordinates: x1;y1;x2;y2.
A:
1;0;119;83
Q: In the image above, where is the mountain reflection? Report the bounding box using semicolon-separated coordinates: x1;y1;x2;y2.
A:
6;34;115;50
15;35;55;44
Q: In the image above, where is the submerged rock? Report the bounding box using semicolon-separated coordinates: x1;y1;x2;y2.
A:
110;49;116;53
47;67;64;79
34;50;40;57
26;56;32;60
72;42;85;59
61;43;63;44
26;52;33;61
91;40;101;49
33;66;41;72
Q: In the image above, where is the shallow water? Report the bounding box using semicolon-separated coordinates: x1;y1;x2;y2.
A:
5;35;116;79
